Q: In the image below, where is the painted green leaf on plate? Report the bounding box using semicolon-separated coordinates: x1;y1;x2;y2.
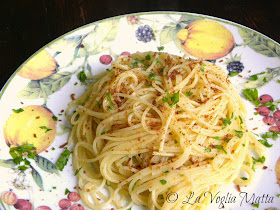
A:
35;155;59;175
31;165;44;190
244;67;280;88
39;72;73;96
17;80;44;99
18;72;73;99
239;28;280;57
78;19;120;57
0;159;16;168
160;23;177;45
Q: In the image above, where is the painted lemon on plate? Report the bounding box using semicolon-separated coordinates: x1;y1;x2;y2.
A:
177;20;235;60
18;50;57;80
3;105;57;153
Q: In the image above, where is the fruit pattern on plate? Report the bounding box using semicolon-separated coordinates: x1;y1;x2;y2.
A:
0;13;280;210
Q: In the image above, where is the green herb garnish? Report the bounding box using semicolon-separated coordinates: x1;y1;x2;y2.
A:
56;147;71;171
252;203;259;208
258;139;273;148
52;115;58;121
164;170;169;173
145;54;151;60
241;177;248;180
214;145;227;154
162;91;180;107
74;166;82;175
39;126;52;133
213;136;222;140
148;73;157;80
132;181;138;191
186;91;193;97
77;70;87;82
234;130;244;138
205;148;211;152
12;108;24;113
242;88;260;106
200;64;205;72
160;179;167;185
65;188;70;195
228;72;239;77
157;46;164;51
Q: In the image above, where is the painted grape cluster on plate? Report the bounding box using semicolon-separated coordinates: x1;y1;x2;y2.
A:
0;12;280;210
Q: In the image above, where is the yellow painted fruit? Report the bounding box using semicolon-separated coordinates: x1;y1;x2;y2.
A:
3;105;57;154
177;20;235;60
18;50;57;80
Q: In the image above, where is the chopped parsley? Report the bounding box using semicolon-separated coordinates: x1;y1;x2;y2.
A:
145;54;151;60
228;72;239;77
200;64;205;72
162;91;180;107
132;181;138;191
262;131;279;140
160;179;167;185
258;139;273;148
56;147;71;171
101;131;106;135
148;73;157;80
156;58;161;64
277;194;280;198
74;82;78;85
9;144;36;171
51;147;55;150
222;117;231;126
238;116;243;124
106;68;112;72
52;115;58;121
252;203;259;208
253;156;265;164
106;93;114;110
74;166;82;175
205;148;211;152
65;188;70;195
157;46;164;51
241;177;248;180
39;126;52;133
185;91;193;97
164;170;169;173
242;88;260;106
12;108;24;113
213;136;222;140
214;145;227;154
234;130;244;138
77;70;87;82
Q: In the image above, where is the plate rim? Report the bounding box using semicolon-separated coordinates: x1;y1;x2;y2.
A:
1;10;279;100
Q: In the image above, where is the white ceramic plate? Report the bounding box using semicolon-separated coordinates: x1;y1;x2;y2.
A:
0;12;280;210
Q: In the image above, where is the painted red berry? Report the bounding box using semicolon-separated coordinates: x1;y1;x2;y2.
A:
14;199;32;210
35;206;51;210
58;199;71;208
100;55;112;65
263;116;276;125
70;203;85;210
121;51;130;55
256;106;271;116
276;121;280;127
273;110;280;120
67;192;81;202
1;191;18;205
259;94;273;104
269;126;280;132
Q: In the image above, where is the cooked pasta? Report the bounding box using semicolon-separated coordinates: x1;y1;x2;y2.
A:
66;52;265;209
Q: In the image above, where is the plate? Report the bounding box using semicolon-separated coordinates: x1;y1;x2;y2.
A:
0;12;280;210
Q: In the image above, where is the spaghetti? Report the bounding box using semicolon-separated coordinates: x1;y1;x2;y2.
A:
66;52;265;209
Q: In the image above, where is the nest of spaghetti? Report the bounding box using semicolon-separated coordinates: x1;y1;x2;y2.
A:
66;52;265;210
